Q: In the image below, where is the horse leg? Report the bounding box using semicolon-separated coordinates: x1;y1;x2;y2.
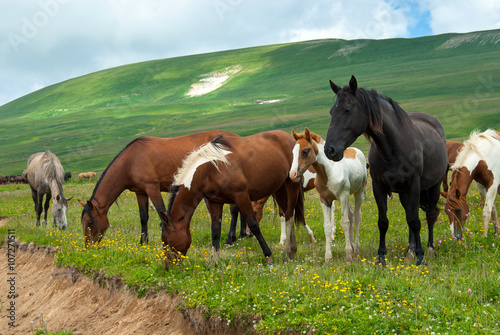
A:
330;200;336;241
399;185;424;265
279;206;286;245
320;198;334;264
236;194;273;265
146;186;169;232
421;183;441;254
136;193;149;244
373;184;389;265
253;196;268;223
492;205;499;236
43;193;51;226
206;201;224;264
482;187;498;237
353;190;363;258
225;204;239;245
492;195;499;236
30;186;41;226
275;185;298;261
339;193;354;264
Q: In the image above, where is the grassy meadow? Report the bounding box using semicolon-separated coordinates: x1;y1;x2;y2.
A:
1;178;499;334
1;29;500;334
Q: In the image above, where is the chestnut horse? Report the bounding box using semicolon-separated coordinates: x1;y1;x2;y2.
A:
78;172;96;181
443;129;500;238
290;128;367;263
164;130;307;266
226;166;317;246
79;130;235;246
25;151;72;229
324;76;447;265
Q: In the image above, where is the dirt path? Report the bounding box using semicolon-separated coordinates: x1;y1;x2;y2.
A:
0;232;238;335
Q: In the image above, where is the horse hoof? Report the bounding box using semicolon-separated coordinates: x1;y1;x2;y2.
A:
266;256;274;266
405;250;416;262
416;259;427;266
376;257;386;266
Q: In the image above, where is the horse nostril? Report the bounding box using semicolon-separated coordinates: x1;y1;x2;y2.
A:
325;146;336;159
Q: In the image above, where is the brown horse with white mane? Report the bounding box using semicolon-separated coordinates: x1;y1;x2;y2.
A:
164;130;306;266
79;130;235;246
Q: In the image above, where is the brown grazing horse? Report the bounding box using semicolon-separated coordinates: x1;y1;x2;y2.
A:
443;130;500;239
79;130;235;246
78;172;96;181
441;140;485;205
164;130;306;266
25;151;72;229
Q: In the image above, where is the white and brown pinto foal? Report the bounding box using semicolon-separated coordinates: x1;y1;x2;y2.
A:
289;128;367;263
444;129;500;238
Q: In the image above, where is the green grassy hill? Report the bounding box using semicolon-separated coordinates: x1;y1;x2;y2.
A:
1;29;500;175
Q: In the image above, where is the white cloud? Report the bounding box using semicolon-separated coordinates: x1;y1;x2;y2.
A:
283;1;409;42
422;0;500;34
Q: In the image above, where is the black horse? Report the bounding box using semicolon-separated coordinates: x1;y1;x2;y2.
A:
324;76;447;265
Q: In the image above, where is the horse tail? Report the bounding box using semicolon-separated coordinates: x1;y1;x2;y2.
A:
294;183;306;227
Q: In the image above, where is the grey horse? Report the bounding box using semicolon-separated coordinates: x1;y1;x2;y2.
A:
24;151;72;229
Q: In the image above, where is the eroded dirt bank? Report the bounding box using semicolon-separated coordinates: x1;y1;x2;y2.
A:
0;240;244;335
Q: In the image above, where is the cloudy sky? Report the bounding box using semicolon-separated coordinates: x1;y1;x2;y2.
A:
1;0;499;106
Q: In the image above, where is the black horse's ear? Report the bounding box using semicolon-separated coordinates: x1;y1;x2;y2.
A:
349;75;357;93
329;80;341;94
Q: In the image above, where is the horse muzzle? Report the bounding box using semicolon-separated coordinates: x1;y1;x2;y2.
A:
289;170;302;182
324;145;343;162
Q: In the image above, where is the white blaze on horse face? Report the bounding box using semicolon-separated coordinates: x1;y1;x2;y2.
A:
289;144;301;181
59;207;68;229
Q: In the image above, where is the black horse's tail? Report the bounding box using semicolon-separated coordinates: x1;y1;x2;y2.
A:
294;183;306;226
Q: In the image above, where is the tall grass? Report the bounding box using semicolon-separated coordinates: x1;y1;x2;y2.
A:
1;179;499;334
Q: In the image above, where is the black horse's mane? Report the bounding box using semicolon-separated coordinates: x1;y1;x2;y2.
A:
167;185;180;216
337;86;411;137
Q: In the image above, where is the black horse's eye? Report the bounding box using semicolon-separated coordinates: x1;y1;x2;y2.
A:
302;148;310;157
